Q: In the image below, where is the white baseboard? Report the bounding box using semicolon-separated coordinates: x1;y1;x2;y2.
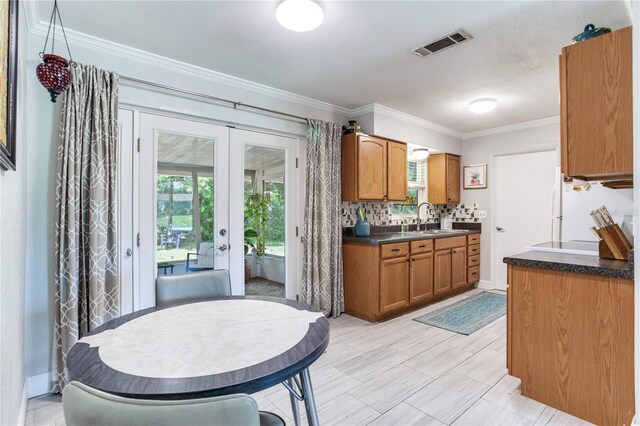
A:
27;371;52;398
17;379;27;426
476;279;493;290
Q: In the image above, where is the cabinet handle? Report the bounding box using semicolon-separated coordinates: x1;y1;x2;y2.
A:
419;245;426;248
391;249;400;253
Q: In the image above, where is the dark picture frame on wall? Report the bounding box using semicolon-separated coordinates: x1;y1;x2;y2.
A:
0;0;18;171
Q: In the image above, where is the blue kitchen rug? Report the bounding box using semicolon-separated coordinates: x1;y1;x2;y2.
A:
413;291;506;335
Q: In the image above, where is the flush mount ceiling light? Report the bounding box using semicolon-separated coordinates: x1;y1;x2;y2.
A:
412;148;430;160
468;98;497;114
276;0;324;32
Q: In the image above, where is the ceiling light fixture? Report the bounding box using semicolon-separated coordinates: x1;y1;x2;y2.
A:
468;98;497;114
412;148;430;160
276;0;324;32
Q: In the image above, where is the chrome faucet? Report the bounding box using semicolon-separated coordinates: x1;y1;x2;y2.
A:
416;202;434;231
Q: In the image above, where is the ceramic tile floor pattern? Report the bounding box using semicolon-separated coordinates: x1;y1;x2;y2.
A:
25;289;593;426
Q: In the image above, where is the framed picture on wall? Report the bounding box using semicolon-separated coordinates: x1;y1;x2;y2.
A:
0;0;18;171
463;164;487;189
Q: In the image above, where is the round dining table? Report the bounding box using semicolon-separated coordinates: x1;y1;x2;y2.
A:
66;296;330;426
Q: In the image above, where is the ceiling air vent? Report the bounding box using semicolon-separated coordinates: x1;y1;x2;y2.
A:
412;29;473;57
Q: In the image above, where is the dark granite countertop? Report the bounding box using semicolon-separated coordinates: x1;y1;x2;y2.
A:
503;250;634;279
343;229;480;245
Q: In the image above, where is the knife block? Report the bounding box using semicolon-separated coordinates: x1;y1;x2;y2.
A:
597;224;632;260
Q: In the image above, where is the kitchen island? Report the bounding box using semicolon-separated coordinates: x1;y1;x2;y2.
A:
504;250;634;425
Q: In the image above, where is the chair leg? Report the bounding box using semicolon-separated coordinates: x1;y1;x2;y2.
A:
286;378;301;426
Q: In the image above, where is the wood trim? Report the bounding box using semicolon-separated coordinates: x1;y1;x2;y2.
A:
559;52;569;176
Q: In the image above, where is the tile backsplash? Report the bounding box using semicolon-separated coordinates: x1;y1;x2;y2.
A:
341;201;481;227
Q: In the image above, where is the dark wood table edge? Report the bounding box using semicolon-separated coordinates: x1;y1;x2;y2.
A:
67;296;330;400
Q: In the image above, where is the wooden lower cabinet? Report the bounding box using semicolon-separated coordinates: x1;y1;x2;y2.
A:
451;247;467;289
433;250;452;296
343;235;478;322
379;257;409;313
507;265;634;425
410;252;433;303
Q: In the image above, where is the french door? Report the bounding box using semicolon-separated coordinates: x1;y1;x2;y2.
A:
229;129;298;298
137;114;230;309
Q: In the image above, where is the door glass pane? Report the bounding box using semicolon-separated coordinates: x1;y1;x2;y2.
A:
156;132;215;275
243;145;285;297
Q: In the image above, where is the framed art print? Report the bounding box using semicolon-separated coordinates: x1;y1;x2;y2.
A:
463;164;487;189
0;0;18;171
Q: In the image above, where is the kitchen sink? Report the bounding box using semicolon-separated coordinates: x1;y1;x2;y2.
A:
410;229;468;235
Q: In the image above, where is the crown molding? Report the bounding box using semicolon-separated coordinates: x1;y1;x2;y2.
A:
462;116;560;140
371;104;464;139
349;104;376;117
25;12;352;118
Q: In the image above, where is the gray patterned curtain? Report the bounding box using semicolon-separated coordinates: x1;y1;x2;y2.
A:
301;119;344;317
52;64;119;391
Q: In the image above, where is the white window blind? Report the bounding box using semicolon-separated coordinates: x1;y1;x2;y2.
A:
408;159;426;189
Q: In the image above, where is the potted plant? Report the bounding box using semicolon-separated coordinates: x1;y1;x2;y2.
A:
244;228;258;281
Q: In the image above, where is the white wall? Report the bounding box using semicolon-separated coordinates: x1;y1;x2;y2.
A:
0;7;29;425
461;123;560;284
372;107;463;155
562;183;634;242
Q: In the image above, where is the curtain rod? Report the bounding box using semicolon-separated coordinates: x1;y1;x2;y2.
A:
119;75;309;123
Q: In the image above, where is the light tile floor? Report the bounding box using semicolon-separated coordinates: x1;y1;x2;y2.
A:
26;289;593;426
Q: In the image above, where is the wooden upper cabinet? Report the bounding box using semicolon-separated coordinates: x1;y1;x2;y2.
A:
358;136;387;200
428;153;460;204
387;141;408;201
560;26;633;180
341;133;408;201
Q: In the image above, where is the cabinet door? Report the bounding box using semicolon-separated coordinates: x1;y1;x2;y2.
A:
446;155;460;203
379;257;409;314
387;141;407;201
451;247;467;289
428;154;446;204
433;250;451;296
562;27;632;178
357;136;387;200
410;253;434;304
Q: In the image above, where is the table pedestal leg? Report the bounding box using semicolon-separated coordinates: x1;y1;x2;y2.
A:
286;378;301;426
300;368;319;426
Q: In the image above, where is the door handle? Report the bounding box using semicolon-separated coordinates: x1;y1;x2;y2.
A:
125;248;133;257
218;244;228;251
496;227;505;232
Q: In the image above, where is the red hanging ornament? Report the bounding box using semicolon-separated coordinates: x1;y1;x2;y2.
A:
36;54;72;103
36;0;76;103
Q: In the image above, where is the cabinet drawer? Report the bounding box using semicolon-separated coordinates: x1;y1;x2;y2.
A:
468;266;480;283
410;239;433;254
467;234;480;245
381;242;409;259
434;236;466;250
468;254;480;267
468;244;480;256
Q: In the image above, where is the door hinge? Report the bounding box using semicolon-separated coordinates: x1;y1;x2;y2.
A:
296;226;299;237
296;158;299;168
136;233;140;247
137;138;141;152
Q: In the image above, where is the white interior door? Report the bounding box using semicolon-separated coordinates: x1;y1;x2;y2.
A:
493;150;558;290
229;129;298;298
138;114;229;309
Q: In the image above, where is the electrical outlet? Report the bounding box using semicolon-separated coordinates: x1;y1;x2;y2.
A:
478;210;487;219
